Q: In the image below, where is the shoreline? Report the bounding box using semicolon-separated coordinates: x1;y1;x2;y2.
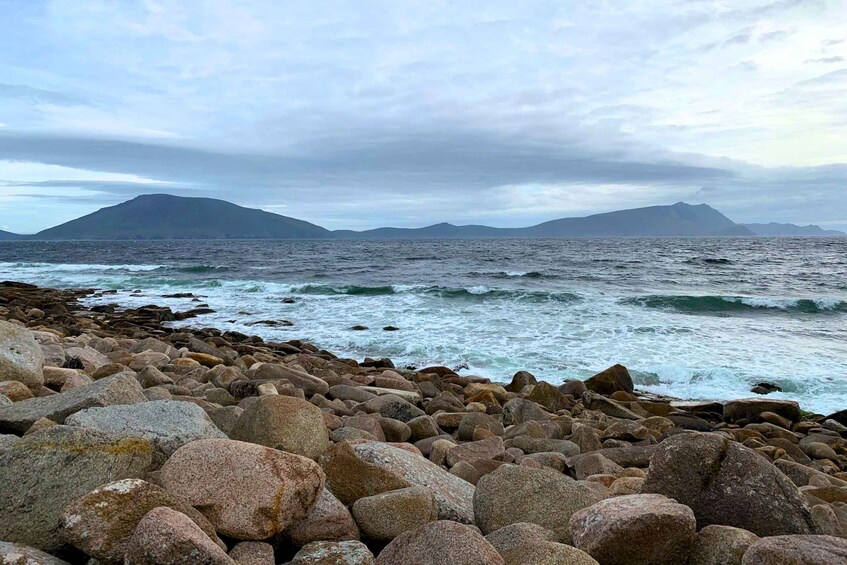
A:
1;280;846;563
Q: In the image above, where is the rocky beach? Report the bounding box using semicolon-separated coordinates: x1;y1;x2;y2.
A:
1;280;846;565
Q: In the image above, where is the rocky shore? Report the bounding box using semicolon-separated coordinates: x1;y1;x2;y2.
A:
1;280;846;564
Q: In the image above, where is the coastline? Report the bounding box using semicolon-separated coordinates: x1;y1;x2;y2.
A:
1;280;846;563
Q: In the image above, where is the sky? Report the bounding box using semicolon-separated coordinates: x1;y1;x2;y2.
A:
0;0;846;233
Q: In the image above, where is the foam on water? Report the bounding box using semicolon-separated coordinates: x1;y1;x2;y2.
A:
3;237;846;414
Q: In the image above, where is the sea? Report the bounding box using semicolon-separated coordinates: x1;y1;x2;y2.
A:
1;237;845;414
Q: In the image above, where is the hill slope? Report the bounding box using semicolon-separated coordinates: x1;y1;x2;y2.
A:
32;194;331;240
0;230;23;241
742;223;845;236
336;202;751;238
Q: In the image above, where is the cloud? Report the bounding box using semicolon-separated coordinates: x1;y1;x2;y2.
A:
0;0;845;232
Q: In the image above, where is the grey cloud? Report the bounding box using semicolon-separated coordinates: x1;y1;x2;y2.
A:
806;56;845;64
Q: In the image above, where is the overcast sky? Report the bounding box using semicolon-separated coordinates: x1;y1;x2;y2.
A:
1;0;846;233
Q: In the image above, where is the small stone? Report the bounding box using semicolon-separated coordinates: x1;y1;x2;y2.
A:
569;494;696;565
288;488;359;546
230;395;330;460
291;540;375;565
741;535;847;565
125;507;234;565
376;521;503;565
229;542;274;565
688;525;759;565
352;486;439;541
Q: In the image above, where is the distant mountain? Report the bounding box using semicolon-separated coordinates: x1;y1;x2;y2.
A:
336;202;752;238
0;230;23;241
742;223;845;237
32;194;330;240
9;194;837;240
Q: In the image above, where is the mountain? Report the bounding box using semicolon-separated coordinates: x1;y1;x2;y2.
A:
0;230;23;240
335;202;752;238
742;223;845;237
32;194;330;240
11;194;824;240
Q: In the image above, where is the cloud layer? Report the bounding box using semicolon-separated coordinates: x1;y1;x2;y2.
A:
0;0;845;232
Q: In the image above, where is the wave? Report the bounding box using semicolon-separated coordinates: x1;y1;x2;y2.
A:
468;270;556;279
684;257;733;265
0;261;162;272
623;294;847;314
165;265;234;274
279;283;581;302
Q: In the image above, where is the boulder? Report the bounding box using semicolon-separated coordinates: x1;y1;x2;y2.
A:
291;541;375;565
65;346;112;372
0;320;45;392
446;436;504;467
501;541;599;565
59;478;225;562
376;521;503;565
65;399;225;459
0;373;146;434
125;507;234;565
360;394;424;422
250;363;329;396
288;487;360;546
641;432;816;536
0;425;154;553
484;522;558;554
569;494;696;565
0;541;70;565
741;535;847;565
457;412;503;441
724;398;801;423
159;438;324;540
571;453;625;480
526;382;573;413
474;464;600;541
230;395;330;460
502;398;549;426
584;364;634;396
505;370;536;392
352;486;439;541
688;525;759;565
323;441;475;523
0;380;34;401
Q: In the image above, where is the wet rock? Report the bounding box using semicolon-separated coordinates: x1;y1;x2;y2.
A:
352;486;439;541
570;494;696;565
474;464;600;541
160;438;325;540
505;370;536;392
59;478;224;563
584;364;634;396
291;541;375;565
230;395;330;460
288;488;360;546
125;507;234;565
642;432;815;536
0;425;154;553
65;399;225;459
376;521;503;565
0;320;44;392
741;535;847;565
688;525;759;565
0;373;146;434
724;398;800;423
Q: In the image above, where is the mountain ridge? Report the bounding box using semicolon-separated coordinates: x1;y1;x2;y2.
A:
1;194;843;240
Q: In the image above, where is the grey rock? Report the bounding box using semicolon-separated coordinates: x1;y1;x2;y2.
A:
474;464;600;542
642;432;816;537
291;541;375;565
66;399;225;458
0;373;146;434
0;541;70;565
0;425;154;554
741;535;847;565
0;320;44;392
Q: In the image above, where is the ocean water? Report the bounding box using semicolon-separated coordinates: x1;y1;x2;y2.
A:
1;237;845;413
